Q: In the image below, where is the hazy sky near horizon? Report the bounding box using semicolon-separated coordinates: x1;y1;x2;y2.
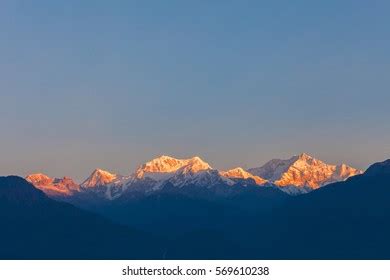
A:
1;1;390;181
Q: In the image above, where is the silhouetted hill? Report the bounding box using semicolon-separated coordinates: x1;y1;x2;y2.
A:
0;176;163;259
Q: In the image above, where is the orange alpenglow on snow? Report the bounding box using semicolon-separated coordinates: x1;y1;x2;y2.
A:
134;155;212;179
220;167;268;185
26;173;80;196
249;153;363;189
81;168;119;188
25;153;363;198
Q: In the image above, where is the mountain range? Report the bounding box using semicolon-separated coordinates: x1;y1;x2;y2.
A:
26;153;362;199
1;157;390;259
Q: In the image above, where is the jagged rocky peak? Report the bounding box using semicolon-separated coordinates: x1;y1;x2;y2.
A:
220;167;267;185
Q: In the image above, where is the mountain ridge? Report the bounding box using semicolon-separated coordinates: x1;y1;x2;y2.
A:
25;153;362;199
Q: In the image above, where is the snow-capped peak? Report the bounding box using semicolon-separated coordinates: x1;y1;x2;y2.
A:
296;152;314;161
248;153;363;190
177;156;212;174
26;173;80;196
81;168;118;188
220;167;267;185
138;155;186;173
135;155;211;180
26;173;52;186
129;155;230;190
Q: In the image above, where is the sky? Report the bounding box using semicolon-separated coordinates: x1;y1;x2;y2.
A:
1;0;389;181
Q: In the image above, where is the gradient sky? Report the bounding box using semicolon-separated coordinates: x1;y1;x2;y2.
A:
1;1;389;181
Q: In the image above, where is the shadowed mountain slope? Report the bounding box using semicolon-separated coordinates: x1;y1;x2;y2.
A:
0;176;163;259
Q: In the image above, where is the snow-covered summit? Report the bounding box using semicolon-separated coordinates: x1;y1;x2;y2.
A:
81;168;119;188
249;153;362;190
26;173;52;186
130;155;232;189
26;173;80;196
220;167;267;185
134;155;211;181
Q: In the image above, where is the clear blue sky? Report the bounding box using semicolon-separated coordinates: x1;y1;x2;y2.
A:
1;1;389;181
